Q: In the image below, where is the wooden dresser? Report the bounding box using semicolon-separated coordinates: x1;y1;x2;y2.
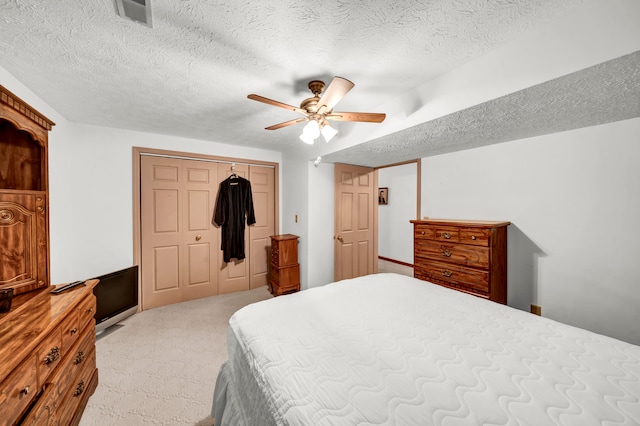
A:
0;281;99;425
269;234;300;296
411;219;510;304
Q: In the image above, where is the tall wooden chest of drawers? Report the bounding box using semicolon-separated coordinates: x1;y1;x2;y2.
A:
0;280;99;425
411;219;510;304
269;234;300;296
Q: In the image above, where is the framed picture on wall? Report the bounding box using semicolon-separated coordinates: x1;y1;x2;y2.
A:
378;187;388;205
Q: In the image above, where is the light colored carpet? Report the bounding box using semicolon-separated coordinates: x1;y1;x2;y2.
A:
79;286;273;426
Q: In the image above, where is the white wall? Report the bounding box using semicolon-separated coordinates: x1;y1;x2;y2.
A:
1;66;282;283
421;118;640;345
377;163;417;264
281;151;309;288
307;161;335;288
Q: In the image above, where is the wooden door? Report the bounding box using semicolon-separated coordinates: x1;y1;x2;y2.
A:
216;163;251;294
248;165;275;289
334;163;376;281
140;156;218;310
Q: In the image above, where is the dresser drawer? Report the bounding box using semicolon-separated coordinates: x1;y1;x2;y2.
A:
36;328;63;388
415;241;489;269
416;260;489;294
75;294;96;332
20;382;58;426
57;349;96;426
414;224;436;240
0;354;38;425
460;228;490;246
57;323;96;398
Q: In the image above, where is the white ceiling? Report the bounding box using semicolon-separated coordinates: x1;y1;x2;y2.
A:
1;0;637;166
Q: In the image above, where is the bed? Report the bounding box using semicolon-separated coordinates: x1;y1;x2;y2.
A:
211;273;640;425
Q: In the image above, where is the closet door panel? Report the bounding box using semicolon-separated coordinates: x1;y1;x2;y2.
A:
249;165;275;289
182;160;218;300
141;156;183;310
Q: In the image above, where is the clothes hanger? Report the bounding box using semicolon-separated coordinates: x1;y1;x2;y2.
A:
229;163;239;184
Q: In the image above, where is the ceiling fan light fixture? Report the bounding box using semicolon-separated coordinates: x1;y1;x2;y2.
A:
299;132;315;145
302;119;320;139
321;123;338;143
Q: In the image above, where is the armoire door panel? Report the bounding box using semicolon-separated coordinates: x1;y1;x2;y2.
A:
0;194;43;289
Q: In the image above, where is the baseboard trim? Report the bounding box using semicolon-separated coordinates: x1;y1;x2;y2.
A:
378;256;414;268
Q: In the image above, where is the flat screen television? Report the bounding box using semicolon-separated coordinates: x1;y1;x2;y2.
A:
92;265;139;334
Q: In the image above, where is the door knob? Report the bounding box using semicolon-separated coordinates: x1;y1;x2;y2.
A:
195;235;202;241
335;235;344;242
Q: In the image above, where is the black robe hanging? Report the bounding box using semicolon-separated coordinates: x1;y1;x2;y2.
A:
213;175;256;262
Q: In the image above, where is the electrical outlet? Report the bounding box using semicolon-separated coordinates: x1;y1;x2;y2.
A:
530;304;542;316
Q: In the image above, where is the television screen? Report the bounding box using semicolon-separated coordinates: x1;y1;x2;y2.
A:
92;265;138;333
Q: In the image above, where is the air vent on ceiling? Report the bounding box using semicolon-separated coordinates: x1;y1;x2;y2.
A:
114;0;152;28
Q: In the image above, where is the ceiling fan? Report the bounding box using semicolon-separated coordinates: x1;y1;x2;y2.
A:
247;77;386;144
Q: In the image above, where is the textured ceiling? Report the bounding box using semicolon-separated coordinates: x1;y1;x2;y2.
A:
0;0;623;164
323;50;640;167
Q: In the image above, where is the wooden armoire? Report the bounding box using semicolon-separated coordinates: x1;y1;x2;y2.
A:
0;85;99;425
0;84;54;295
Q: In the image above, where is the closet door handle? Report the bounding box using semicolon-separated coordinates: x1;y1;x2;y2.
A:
195;235;202;241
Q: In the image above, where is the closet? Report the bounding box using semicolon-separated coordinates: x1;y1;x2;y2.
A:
138;151;276;310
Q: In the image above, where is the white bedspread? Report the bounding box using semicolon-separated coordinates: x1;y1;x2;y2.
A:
215;273;640;425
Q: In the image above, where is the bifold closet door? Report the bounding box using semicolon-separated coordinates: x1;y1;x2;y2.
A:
216;163;276;293
248;165;275;288
140;156;218;310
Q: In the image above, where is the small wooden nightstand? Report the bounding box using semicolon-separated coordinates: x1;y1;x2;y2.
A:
269;234;300;296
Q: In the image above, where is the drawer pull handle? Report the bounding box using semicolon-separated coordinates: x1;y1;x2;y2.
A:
20;386;30;396
74;351;85;365
442;232;451;239
472;236;477;240
441;250;452;257
74;380;85;397
442;270;453;277
70;327;78;335
44;346;60;364
421;231;425;235
87;308;94;314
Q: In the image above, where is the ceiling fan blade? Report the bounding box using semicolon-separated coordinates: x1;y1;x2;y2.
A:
316;77;354;115
265;118;306;130
248;94;307;115
326;112;386;123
